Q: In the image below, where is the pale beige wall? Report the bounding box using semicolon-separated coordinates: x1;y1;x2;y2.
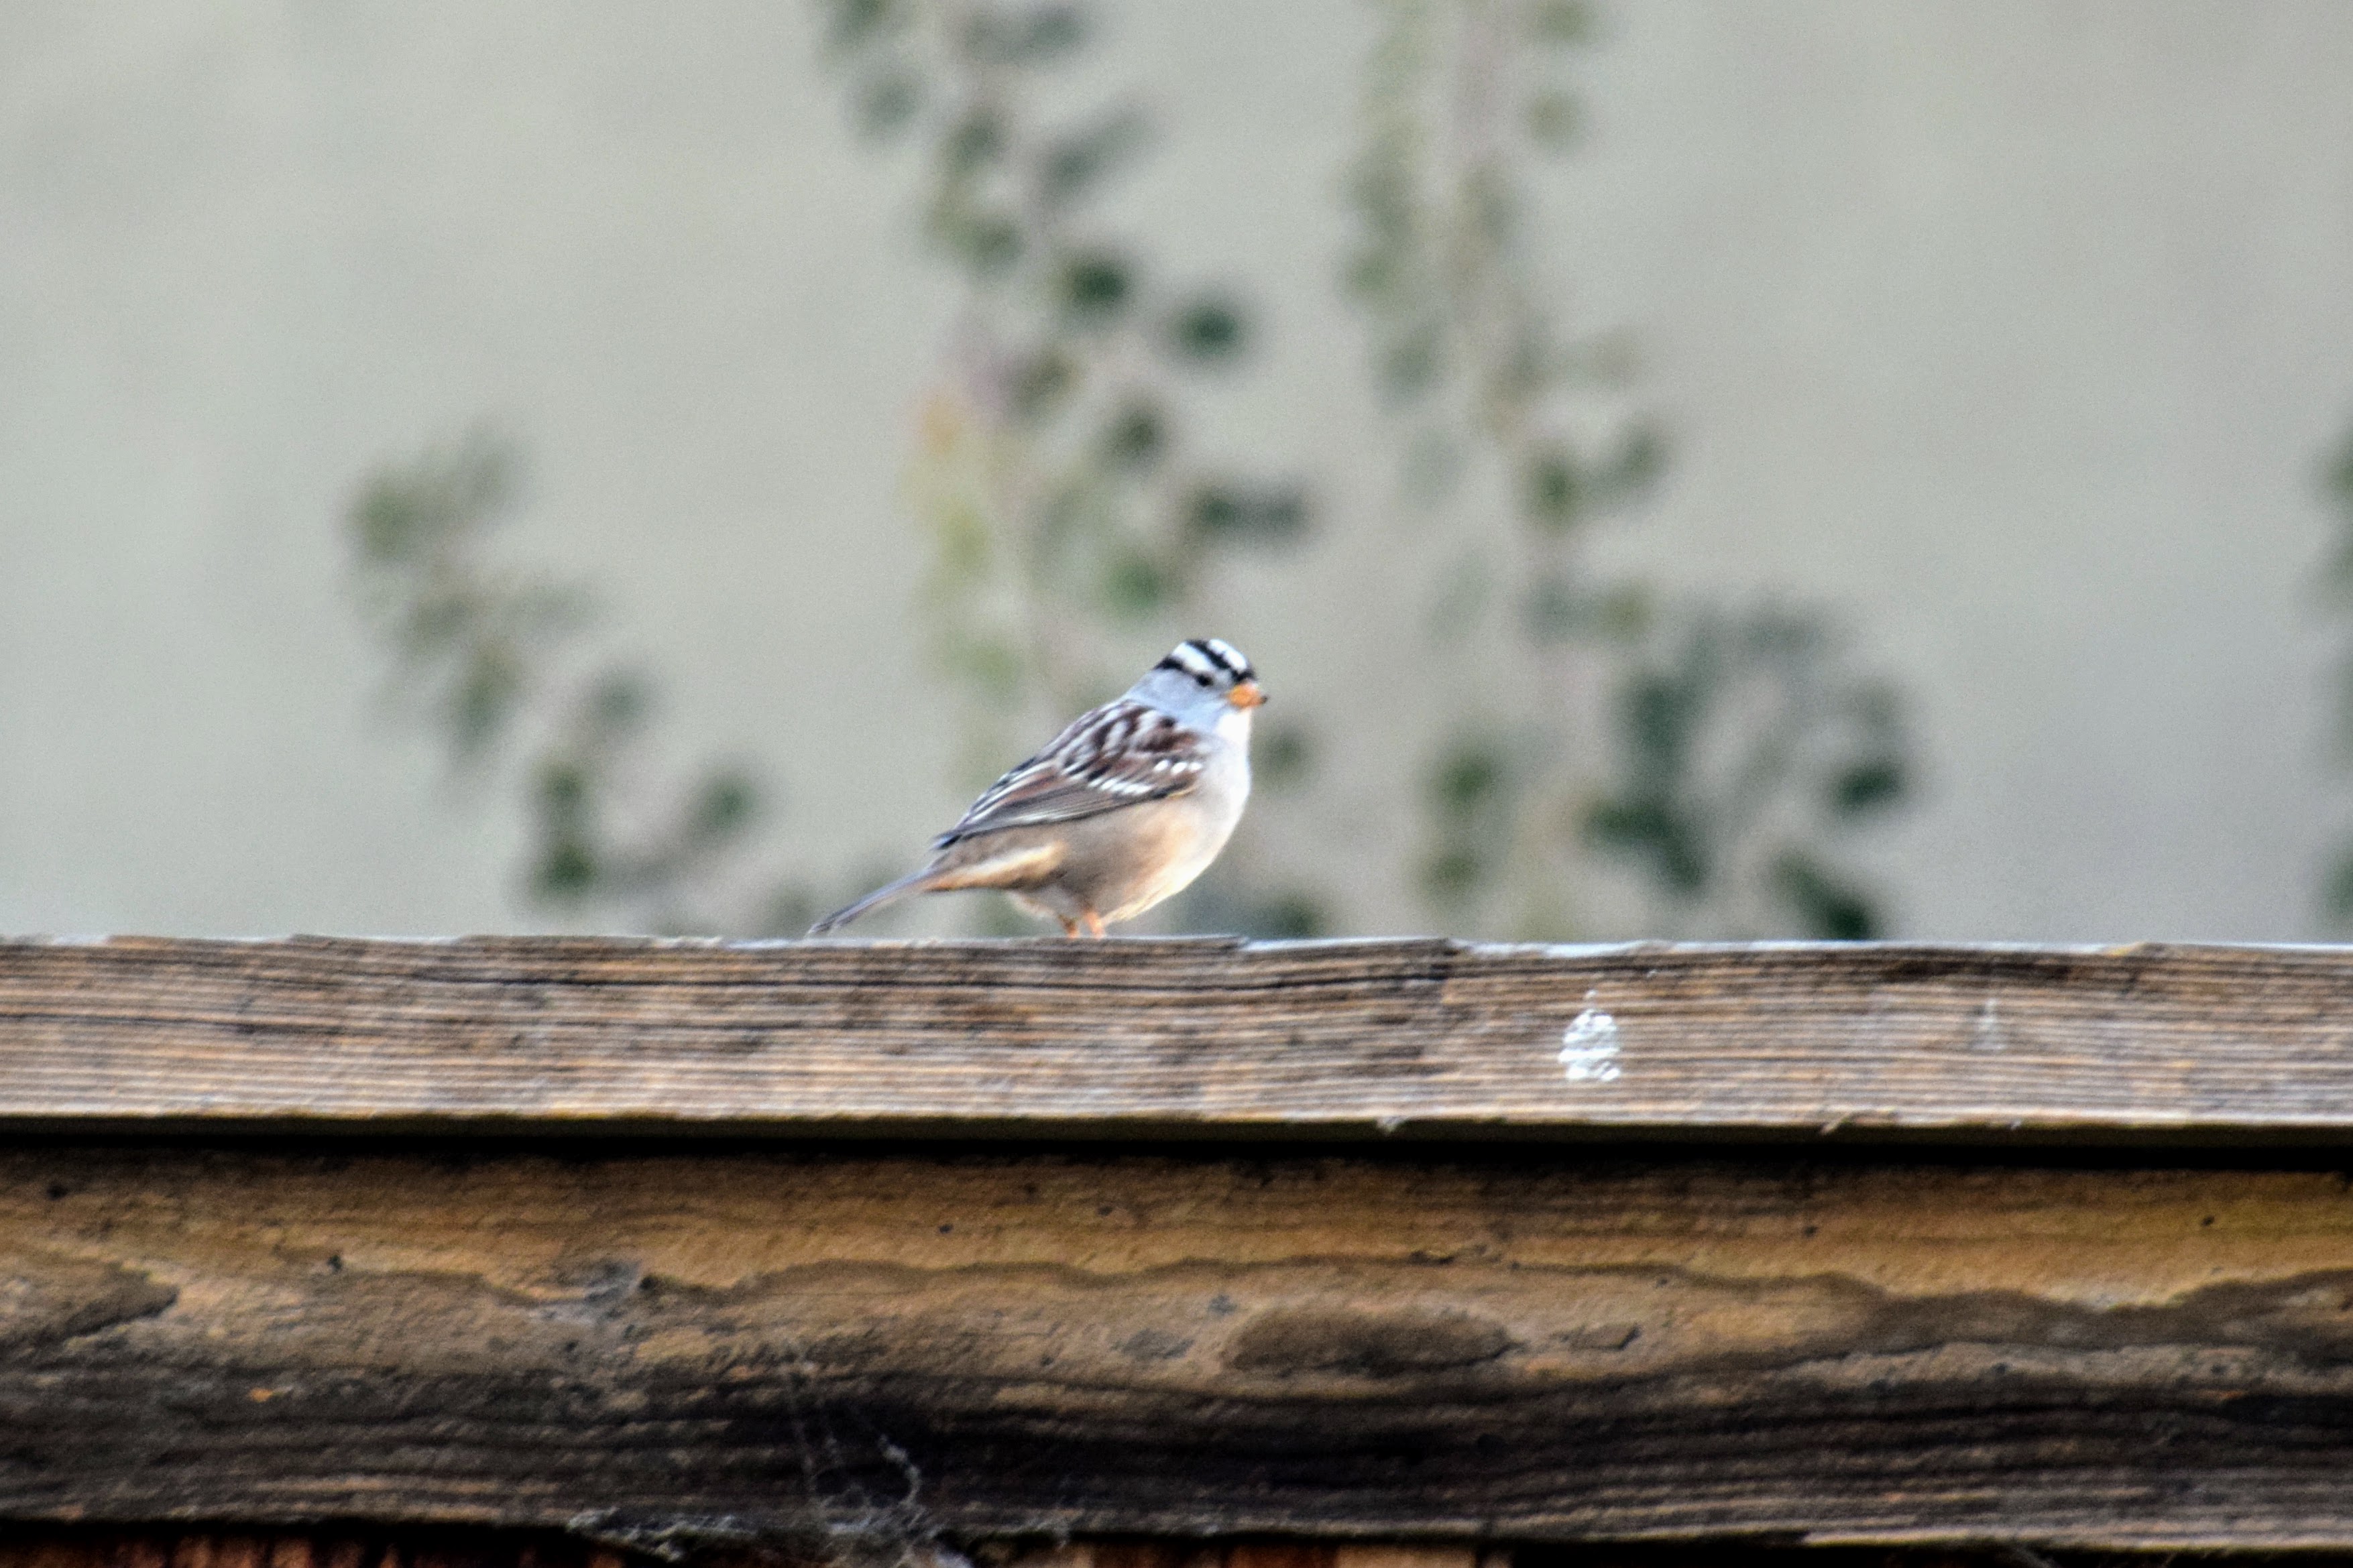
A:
3;0;2352;941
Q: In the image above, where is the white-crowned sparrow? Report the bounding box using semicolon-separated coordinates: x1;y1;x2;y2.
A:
809;638;1263;938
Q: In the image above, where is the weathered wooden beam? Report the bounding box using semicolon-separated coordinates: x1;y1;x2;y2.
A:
5;936;2353;1139
14;937;2353;1551
9;1144;2353;1549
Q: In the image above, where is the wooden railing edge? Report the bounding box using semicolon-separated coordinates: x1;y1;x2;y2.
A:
3;933;2352;1142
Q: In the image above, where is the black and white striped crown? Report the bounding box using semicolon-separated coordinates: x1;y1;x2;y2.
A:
1155;637;1254;689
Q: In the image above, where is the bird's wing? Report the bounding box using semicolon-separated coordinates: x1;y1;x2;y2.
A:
932;699;1209;847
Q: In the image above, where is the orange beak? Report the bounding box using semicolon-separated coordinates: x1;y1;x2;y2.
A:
1227;679;1266;709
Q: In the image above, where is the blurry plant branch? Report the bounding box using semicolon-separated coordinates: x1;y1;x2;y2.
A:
1348;0;1910;939
347;430;825;935
821;0;1303;719
818;0;1328;936
1581;609;1910;939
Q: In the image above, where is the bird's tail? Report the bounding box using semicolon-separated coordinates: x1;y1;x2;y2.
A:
805;867;937;936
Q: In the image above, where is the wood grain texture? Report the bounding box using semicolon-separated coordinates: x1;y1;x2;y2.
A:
0;1535;1473;1568
0;1530;633;1568
7;937;2353;1138
13;1147;2353;1547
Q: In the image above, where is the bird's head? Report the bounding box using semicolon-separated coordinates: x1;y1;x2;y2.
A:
1135;637;1264;720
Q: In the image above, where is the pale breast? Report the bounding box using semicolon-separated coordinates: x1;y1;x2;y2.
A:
1095;745;1251;921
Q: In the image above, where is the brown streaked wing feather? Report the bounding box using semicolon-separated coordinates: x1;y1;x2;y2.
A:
932;700;1208;847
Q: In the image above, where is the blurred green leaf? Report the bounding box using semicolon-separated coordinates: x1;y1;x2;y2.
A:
823;0;905;53
1522;577;1650;644
346;430;573;764
530;756;599;900
1593;583;1654;640
965;3;1088;65
688;772;760;844
1524;447;1584;529
1524;425;1665;531
1346;249;1401;302
1831;759;1906;815
2328;852;2353;924
451;650;524;757
945;110;1005;174
855;71;921;138
2328;425;2353;505
1601;421;1669;499
1625;665;1697;784
931;208;1023;275
351;434;516;564
1420;845;1486;904
1059;253;1132;323
2321;429;2353;598
1773;852;1880;940
1585;796;1708;895
1432;739;1507;820
1102;402;1165;471
1527;0;1597;44
1186;483;1308;543
1040;111;1147;207
532;837;599;900
589;671;650;733
536;758;589;820
1010;347;1076;416
1167;295;1247;362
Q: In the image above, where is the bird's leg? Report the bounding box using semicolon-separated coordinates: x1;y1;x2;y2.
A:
1082;910;1106;939
1056;916;1080;939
